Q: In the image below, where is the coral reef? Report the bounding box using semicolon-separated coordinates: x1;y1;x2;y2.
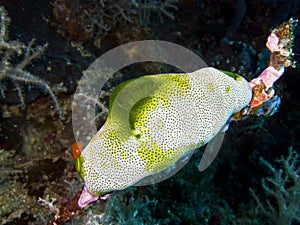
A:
0;1;299;224
250;147;300;225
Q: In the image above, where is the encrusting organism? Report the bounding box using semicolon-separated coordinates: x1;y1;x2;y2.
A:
0;6;65;120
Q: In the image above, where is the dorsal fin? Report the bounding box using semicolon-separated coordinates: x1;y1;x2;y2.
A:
107;75;163;135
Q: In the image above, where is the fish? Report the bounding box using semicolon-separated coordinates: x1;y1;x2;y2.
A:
75;67;252;206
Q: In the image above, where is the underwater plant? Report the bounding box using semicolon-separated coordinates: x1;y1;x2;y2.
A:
0;6;65;120
250;147;300;225
51;0;179;50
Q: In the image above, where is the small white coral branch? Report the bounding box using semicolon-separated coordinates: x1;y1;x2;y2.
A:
38;195;59;216
135;0;178;22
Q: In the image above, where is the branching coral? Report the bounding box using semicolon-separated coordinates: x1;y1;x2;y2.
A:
87;0;179;28
0;6;65;120
52;0;179;48
250;147;300;225
135;0;179;22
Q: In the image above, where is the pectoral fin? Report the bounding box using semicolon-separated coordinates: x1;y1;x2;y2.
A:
198;130;226;172
134;150;194;186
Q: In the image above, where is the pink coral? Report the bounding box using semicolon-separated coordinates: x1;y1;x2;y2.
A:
266;33;279;51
